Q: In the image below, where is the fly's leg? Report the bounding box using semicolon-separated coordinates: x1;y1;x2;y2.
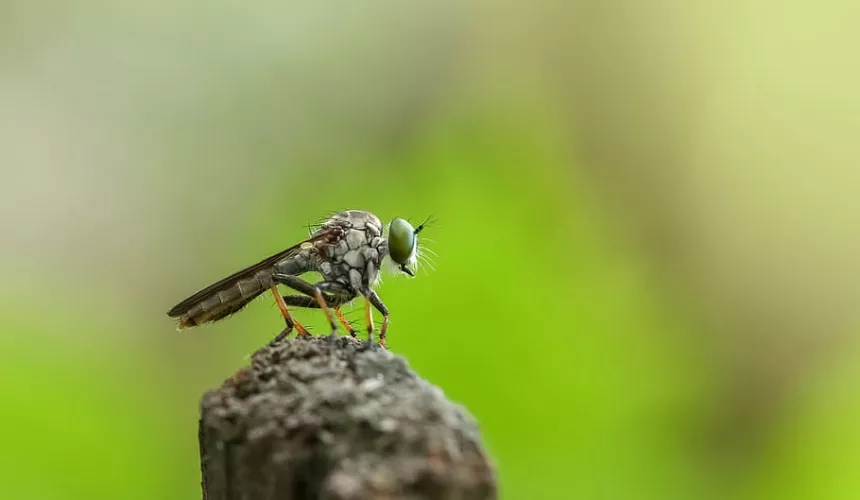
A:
364;298;375;344
283;296;356;337
270;284;310;342
273;273;339;337
313;282;358;338
282;295;321;308
363;288;390;348
277;278;357;339
282;294;354;338
334;308;357;338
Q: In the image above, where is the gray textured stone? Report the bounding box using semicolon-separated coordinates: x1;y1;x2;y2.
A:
199;336;496;500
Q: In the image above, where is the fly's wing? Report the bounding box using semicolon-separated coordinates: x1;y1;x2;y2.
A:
166;218;346;328
166;242;306;317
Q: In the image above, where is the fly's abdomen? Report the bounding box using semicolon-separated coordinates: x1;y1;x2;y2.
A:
177;270;274;328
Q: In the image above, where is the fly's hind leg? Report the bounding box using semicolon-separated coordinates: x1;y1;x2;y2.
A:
282;293;357;338
273;273;341;338
270;284;310;343
282;295;320;308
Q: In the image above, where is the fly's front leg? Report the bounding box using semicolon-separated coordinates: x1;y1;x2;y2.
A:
364;298;375;343
273;273;339;337
363;288;390;348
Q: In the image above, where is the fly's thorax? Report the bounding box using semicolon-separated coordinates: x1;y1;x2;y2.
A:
321;210;383;237
315;225;386;291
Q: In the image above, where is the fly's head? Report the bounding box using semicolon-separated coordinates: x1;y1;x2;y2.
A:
385;215;435;277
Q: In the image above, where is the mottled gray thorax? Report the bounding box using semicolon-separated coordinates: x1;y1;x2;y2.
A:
312;210;388;293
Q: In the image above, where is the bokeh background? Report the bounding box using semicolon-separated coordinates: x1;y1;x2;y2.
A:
2;1;860;499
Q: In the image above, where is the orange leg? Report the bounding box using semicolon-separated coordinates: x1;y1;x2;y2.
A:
271;285;309;338
378;315;389;349
335;307;357;337
363;289;389;349
313;288;339;336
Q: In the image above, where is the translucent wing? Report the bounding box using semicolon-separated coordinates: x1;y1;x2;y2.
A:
166;215;349;328
166;242;309;317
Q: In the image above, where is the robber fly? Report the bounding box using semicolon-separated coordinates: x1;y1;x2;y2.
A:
167;210;432;347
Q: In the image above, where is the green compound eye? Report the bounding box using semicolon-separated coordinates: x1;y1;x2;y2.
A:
387;218;416;266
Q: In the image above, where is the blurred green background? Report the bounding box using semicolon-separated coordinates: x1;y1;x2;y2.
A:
2;1;860;499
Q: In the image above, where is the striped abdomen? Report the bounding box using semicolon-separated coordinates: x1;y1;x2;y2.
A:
173;268;275;329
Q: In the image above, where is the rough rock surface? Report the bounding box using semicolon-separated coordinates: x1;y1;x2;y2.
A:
199;335;497;500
